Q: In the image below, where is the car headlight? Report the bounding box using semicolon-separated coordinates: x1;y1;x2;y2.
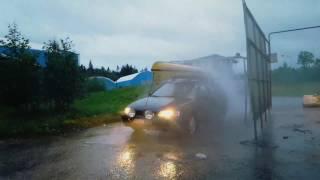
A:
124;107;135;118
158;108;180;120
144;110;154;120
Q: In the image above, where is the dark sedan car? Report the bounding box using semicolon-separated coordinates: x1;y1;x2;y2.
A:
121;78;226;135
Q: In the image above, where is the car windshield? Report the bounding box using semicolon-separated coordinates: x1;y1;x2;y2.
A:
151;81;195;98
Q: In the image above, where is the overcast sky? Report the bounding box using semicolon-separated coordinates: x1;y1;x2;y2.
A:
1;0;319;69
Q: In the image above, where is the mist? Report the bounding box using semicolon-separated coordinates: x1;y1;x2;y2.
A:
183;59;248;122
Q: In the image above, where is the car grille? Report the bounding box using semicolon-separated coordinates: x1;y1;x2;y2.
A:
135;110;145;118
135;110;158;119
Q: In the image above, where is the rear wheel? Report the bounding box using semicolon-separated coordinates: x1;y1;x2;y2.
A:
189;117;196;134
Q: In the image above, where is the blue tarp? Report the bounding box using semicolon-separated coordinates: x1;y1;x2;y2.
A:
89;76;116;90
0;47;79;67
116;71;152;88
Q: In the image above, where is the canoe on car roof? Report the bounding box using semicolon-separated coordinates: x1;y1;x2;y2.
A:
151;61;202;72
151;61;206;87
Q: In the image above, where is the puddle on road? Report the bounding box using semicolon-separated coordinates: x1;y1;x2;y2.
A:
158;160;179;179
84;125;134;146
117;146;135;174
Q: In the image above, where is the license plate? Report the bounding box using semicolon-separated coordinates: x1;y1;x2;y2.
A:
135;119;145;125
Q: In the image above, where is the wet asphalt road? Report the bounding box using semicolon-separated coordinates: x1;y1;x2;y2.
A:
1;97;320;179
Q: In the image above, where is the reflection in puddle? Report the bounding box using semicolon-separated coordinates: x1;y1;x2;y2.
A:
163;152;179;161
114;144;183;179
158;161;177;179
117;147;135;174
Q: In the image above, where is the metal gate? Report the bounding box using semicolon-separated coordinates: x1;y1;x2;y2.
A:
243;1;272;139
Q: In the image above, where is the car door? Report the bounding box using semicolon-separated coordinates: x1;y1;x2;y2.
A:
194;83;213;119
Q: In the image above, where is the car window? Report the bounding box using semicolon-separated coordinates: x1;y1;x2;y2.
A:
152;81;195;98
196;84;210;97
152;83;175;97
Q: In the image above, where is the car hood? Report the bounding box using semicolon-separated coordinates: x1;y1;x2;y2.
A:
129;96;177;112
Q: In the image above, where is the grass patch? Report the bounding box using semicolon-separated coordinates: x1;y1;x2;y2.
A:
272;81;320;97
72;86;148;117
0;111;66;136
0;86;149;137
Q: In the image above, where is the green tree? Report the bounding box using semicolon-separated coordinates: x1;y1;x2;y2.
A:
79;64;87;74
88;60;94;76
272;61;298;83
314;58;320;68
312;58;320;81
86;79;105;92
0;23;30;58
297;51;314;69
119;64;138;77
43;38;83;110
0;23;40;109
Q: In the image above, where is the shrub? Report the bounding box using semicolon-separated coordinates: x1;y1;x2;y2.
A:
86;79;105;92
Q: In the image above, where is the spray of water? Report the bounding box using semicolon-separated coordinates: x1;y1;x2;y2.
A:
186;59;247;121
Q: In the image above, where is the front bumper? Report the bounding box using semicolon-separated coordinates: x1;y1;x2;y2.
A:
121;115;179;130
